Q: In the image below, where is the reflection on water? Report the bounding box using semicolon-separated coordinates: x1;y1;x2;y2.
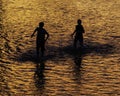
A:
0;0;120;95
73;52;82;85
34;59;45;95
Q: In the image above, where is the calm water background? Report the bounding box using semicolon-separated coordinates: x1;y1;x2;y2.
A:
0;0;120;95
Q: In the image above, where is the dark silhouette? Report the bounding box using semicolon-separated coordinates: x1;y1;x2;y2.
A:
31;22;49;58
71;19;85;48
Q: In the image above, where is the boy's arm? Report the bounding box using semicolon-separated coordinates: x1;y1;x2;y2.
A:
71;29;76;37
71;30;76;36
45;32;49;41
31;28;37;38
71;26;76;37
82;25;85;33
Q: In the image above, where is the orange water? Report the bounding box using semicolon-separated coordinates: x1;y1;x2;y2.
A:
0;0;120;95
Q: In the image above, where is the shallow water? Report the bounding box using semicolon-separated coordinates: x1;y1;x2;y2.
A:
0;0;120;95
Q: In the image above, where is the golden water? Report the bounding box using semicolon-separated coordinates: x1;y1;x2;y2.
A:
0;0;120;95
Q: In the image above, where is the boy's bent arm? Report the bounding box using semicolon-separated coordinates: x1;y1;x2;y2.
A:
45;32;49;41
82;25;85;33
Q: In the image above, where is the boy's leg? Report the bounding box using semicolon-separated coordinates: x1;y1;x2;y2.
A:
41;41;45;57
36;46;39;58
79;36;83;47
36;42;40;58
74;37;78;48
79;40;83;47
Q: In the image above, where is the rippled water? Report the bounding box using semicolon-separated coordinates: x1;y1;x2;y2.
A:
0;0;120;95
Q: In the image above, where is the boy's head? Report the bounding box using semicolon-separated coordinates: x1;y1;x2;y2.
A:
77;19;82;25
39;22;44;28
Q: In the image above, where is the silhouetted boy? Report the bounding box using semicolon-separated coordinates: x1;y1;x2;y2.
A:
31;22;49;57
71;19;85;48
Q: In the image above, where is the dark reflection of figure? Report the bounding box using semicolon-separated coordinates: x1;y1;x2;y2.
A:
31;22;49;58
74;54;82;67
71;19;85;48
73;51;83;84
34;60;45;93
